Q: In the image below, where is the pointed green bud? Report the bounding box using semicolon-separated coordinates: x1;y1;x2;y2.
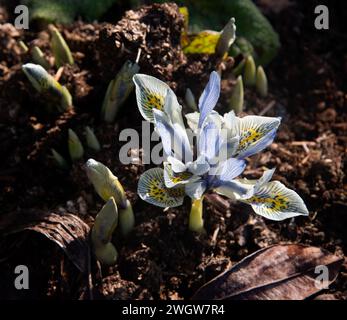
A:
85;158;127;208
256;65;268;97
229;75;244;114
93;242;118;266
185;88;197;111
22;63;72;111
51;148;68;169
92;197;118;244
118;199;135;237
85;126;101;152
215;17;236;58
31;46;50;70
189;197;205;233
18;41;29;53
232;58;245;77
102;60;140;123
68;128;84;161
50;25;74;68
244;55;256;87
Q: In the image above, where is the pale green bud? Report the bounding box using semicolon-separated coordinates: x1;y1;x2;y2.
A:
31;46;50;70
51;148;68;169
256;65;268;97
102;60;140;123
50;25;74;68
68;128;84;161
85;126;101;152
91;198;119;266
229;75;244;114
22;63;72;111
18;41;29;53
185;88;197;111
215;17;236;58
92;197;118;244
118;199;135;237
85;159;127;208
244;55;256;87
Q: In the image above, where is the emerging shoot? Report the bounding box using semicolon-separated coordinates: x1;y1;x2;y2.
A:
50;25;74;68
91;197;118;266
101;59;140;123
68;128;84;161
86;159;135;235
256;65;268;97
85;126;101;152
51;148;68;169
118;199;135;237
22;63;72;112
86;159;127;207
215;17;236;58
185;88;198;111
18;40;29;53
244;55;256;87
31;46;50;70
229;75;244;114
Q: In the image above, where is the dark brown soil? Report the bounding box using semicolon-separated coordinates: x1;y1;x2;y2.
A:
0;1;346;300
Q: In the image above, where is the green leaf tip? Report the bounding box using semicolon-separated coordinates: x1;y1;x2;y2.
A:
256;65;268;97
244;55;256;87
118;199;135;237
68;128;84;161
50;25;74;68
85;158;127;208
185;88;198;111
22;63;72;112
102;60;140;123
91;198;119;266
31;46;50;70
85;126;101;152
51;148;68;169
229;75;244;114
215;17;236;58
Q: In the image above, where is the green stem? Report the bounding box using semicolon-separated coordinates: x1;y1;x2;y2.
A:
189;197;205;233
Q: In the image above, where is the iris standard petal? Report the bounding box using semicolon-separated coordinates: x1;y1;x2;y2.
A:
198;71;221;128
217;158;246;181
163;89;185;128
198;121;220;161
153;109;193;162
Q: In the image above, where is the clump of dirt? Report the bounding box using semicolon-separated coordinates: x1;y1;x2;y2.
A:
97;3;186;83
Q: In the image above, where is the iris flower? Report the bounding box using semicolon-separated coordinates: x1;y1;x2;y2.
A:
133;71;308;232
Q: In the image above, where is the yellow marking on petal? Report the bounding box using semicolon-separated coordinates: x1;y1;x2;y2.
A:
238;128;263;152
247;194;289;211
171;171;193;183
148;178;184;205
143;91;164;111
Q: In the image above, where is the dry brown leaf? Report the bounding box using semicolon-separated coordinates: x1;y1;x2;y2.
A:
192;244;343;300
0;211;90;273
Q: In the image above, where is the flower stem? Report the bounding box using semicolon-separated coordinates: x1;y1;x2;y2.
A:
189;197;205;233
